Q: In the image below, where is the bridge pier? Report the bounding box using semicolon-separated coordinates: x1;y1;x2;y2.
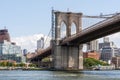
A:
51;11;83;70
52;44;83;70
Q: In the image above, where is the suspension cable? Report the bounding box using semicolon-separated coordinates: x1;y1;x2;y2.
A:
43;28;52;48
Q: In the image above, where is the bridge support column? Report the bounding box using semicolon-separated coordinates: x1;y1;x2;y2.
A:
53;45;68;69
68;46;79;70
78;44;83;69
53;44;83;70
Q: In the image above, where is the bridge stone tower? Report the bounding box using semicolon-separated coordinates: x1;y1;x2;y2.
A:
52;11;83;70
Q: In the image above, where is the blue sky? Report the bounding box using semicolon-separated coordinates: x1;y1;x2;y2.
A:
0;0;120;37
1;0;120;51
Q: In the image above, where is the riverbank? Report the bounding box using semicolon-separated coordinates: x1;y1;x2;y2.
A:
0;67;45;71
0;66;119;71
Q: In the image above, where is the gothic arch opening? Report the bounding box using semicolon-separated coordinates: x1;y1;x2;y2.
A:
71;22;77;35
60;21;67;39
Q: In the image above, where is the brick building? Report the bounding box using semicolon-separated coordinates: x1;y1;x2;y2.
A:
83;51;100;60
0;29;10;42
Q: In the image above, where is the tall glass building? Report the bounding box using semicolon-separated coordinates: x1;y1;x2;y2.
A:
0;40;22;62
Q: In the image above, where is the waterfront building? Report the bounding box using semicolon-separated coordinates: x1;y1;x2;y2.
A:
0;40;22;62
83;51;100;60
0;28;24;63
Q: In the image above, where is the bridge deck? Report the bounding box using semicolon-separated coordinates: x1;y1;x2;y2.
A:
30;46;51;61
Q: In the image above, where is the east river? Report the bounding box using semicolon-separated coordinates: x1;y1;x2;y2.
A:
0;70;120;80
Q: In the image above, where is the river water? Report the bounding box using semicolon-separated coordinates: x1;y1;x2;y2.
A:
0;70;120;80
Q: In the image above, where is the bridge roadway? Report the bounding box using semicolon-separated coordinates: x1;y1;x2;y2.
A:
30;13;120;61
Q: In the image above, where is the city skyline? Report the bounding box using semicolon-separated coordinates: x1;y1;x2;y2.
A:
0;0;120;51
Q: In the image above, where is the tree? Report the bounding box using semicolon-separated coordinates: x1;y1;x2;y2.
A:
83;58;108;69
29;63;36;67
17;63;25;67
6;62;13;67
42;57;50;62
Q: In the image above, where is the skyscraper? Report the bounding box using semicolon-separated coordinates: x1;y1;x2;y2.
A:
37;37;44;50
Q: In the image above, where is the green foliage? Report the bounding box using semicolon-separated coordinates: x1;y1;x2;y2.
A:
6;62;13;67
42;57;50;62
17;63;26;67
0;62;7;67
83;58;108;68
0;61;15;67
29;63;36;67
0;61;37;68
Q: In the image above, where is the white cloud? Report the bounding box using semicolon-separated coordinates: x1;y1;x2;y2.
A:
11;34;51;52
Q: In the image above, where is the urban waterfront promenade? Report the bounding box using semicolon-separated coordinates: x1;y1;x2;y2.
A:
0;70;120;80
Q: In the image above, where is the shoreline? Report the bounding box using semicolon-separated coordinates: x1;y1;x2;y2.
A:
0;67;119;71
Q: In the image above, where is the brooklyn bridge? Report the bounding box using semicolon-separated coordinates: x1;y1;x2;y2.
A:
27;10;120;70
